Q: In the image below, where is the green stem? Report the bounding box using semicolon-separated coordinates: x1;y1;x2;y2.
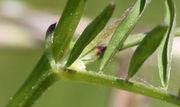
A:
5;27;180;106
59;70;180;106
5;54;180;106
120;27;180;51
5;55;58;107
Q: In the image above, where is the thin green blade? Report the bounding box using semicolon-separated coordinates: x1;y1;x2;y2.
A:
81;8;131;56
158;0;176;88
99;0;151;72
53;0;87;62
66;3;116;66
128;25;168;79
119;27;180;51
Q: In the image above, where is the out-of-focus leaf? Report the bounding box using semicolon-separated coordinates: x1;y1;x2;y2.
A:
127;25;168;79
66;3;115;66
158;0;176;88
81;8;131;56
175;28;180;36
53;0;87;62
99;0;151;72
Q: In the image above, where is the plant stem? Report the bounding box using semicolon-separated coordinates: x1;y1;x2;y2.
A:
59;70;180;106
120;27;180;51
5;55;180;106
5;55;58;107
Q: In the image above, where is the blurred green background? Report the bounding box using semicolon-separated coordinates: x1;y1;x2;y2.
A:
0;0;180;107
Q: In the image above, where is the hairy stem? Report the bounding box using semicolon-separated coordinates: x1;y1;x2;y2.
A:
5;54;180;107
59;70;180;106
5;55;58;107
5;27;180;106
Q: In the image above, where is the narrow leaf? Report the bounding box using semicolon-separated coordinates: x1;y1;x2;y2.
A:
53;0;87;62
99;0;151;72
158;0;176;88
45;23;57;59
119;27;180;51
128;25;168;79
66;3;115;66
81;8;131;56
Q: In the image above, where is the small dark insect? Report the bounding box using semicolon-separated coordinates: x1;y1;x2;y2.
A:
45;23;57;38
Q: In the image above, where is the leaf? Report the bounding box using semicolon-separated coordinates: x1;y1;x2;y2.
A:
45;23;57;59
119;27;180;51
158;0;176;88
53;0;87;62
99;0;151;72
66;3;116;66
128;25;168;79
81;8;131;56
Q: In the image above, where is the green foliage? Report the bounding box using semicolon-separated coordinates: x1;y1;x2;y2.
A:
99;0;151;72
5;54;56;107
66;3;115;67
5;0;180;107
128;25;168;79
81;8;131;56
120;27;180;51
158;0;176;88
53;0;87;62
